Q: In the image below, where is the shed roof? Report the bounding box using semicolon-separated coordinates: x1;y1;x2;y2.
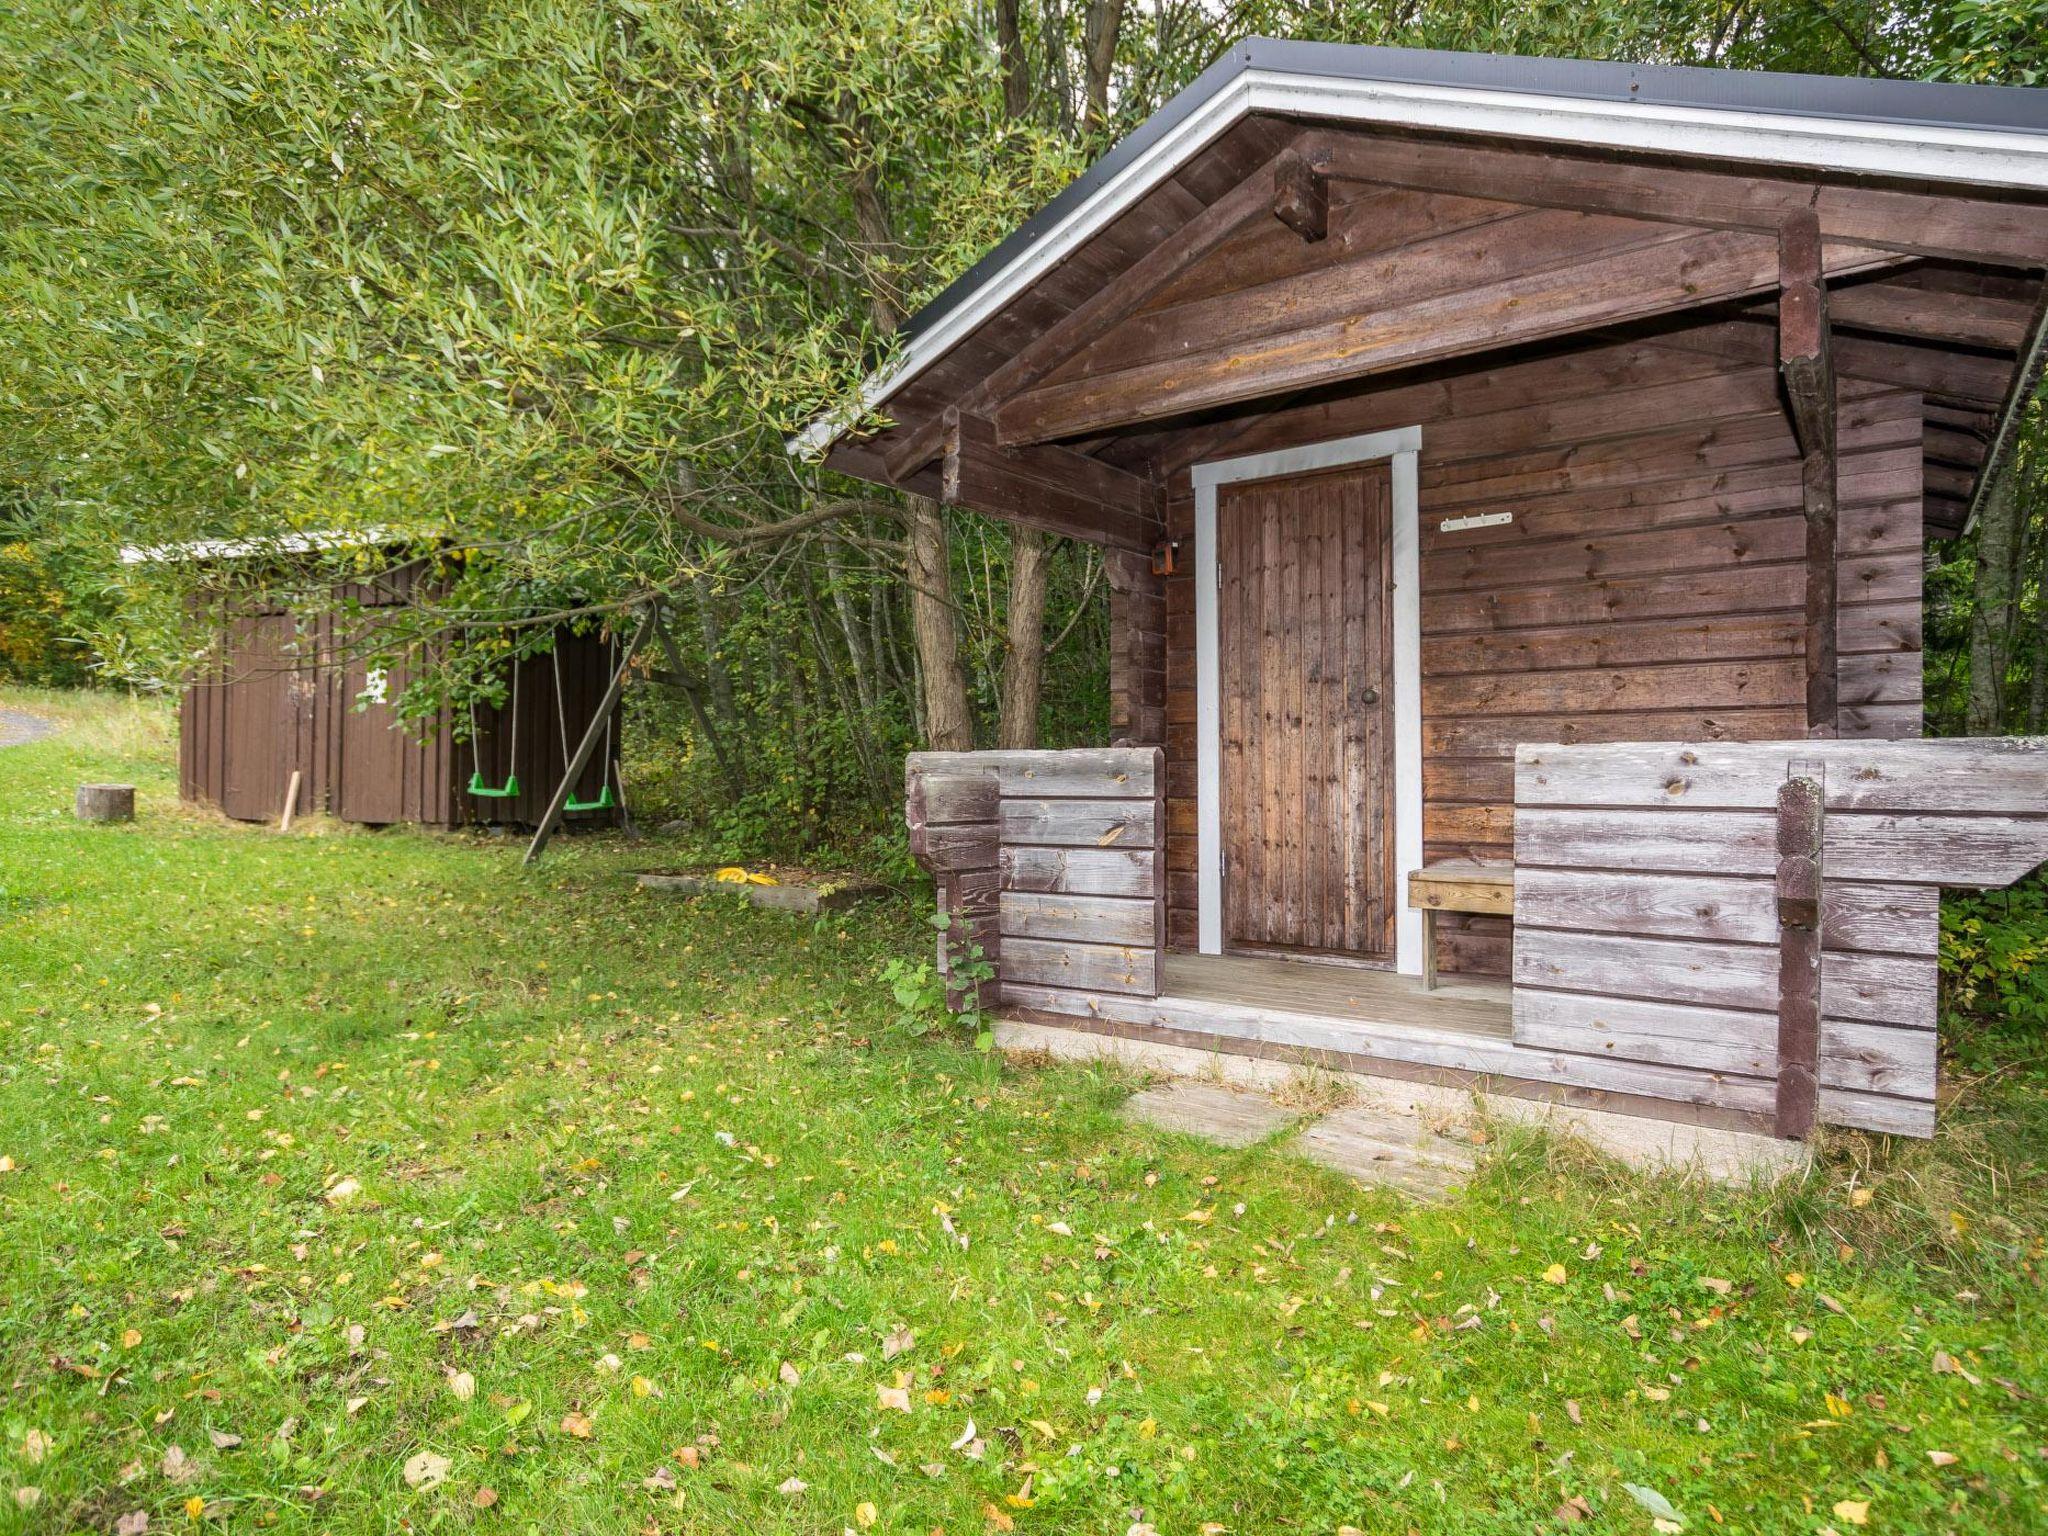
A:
800;39;2048;536
893;40;2048;359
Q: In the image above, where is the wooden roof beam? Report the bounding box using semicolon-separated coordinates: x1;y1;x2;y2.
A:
995;229;1902;446
875;135;1327;480
1313;132;2048;268
975;136;1330;414
940;408;1163;552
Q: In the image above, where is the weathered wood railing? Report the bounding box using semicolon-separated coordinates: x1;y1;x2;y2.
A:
1513;738;2048;1138
906;748;1165;1009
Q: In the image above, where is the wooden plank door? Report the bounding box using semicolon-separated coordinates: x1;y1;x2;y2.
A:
336;656;411;824
219;612;297;822
1217;463;1394;959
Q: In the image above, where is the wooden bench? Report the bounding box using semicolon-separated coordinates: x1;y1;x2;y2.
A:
1407;862;1514;989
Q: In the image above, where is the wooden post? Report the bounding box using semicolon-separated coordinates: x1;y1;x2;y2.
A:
1779;211;1839;739
1774;772;1824;1138
905;759;1001;1013
75;784;135;822
521;606;655;867
278;769;302;832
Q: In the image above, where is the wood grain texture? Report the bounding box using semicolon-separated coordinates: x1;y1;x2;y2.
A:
1216;462;1392;957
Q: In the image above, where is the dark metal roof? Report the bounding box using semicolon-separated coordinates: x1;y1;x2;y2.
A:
900;37;2048;346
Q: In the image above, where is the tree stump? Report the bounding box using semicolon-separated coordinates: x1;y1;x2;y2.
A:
75;784;136;822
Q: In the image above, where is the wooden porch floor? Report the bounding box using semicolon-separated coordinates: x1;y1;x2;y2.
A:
1162;954;1512;1038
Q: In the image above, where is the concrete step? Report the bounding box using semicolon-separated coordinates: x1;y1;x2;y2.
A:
1122;1080;1302;1148
1291;1106;1485;1201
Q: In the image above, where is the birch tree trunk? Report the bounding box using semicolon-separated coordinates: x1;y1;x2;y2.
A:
1967;467;2023;734
998;525;1050;748
844;145;975;752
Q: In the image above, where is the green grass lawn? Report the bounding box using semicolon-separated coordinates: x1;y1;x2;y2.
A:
1;687;2043;1535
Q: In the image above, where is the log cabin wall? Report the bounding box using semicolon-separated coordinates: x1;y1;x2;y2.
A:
1154;342;1925;974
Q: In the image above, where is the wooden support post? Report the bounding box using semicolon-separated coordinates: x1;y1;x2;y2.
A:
278;769;302;832
1778;210;1839;739
906;761;1001;1013
1272;147;1328;242
522;606;655;867
1774;772;1824;1139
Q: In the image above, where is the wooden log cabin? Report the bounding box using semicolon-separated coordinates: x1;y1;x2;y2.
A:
808;43;2048;1142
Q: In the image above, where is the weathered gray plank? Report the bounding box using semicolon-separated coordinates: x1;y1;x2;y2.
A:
1515;929;1777;1011
1002;937;1158;995
1821;881;1939;956
997;748;1158;800
1514;807;1777;876
913;823;999;874
909;767;998;825
999;890;1158;946
1000;845;1159;897
1001;797;1158;849
1818;1019;1937;1099
1826;812;2048;886
1511;988;1777;1077
1514;868;1776;944
1515;738;2048;815
1820;952;1937;1028
1001;982;1778;1118
1817;1086;1936;1138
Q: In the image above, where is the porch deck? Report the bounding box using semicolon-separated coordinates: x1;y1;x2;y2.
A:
1162;954;1510;1037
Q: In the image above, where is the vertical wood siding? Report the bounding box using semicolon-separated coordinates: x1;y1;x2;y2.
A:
1216;464;1393;956
179;581;621;829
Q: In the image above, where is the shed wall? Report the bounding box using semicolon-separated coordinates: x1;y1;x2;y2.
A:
1155;345;1924;975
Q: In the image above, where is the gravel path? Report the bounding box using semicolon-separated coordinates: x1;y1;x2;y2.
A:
0;706;57;748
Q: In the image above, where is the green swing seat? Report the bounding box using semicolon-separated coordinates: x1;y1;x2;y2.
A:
467;769;521;799
565;779;615;813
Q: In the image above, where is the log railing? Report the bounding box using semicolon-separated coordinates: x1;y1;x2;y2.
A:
906;748;1166;1009
1513;737;2048;1138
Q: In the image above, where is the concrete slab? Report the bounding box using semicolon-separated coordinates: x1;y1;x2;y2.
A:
1123;1080;1300;1148
1292;1105;1482;1202
999;1019;1808;1185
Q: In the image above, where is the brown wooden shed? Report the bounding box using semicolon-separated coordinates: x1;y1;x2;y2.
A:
167;556;623;829
812;43;2048;1142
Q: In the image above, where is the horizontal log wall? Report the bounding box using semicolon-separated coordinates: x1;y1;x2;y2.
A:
1157;336;1923;974
1512;738;2048;1138
908;748;1166;1009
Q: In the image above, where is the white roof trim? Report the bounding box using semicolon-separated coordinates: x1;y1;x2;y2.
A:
119;528;402;565
793;68;2048;459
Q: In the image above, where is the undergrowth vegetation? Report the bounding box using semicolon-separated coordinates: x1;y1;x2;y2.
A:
1;691;2044;1535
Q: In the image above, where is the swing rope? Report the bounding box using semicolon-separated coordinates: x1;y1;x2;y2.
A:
553;639;616;813
466;657;521;799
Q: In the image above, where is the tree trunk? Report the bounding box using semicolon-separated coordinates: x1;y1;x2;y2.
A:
822;527;880;721
75;783;135;822
906;493;974;750
996;0;1029;120
1966;467;2024;734
2030;518;2047;731
998;525;1050;748
1082;0;1126;133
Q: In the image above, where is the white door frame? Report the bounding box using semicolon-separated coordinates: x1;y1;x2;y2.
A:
1192;426;1424;975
